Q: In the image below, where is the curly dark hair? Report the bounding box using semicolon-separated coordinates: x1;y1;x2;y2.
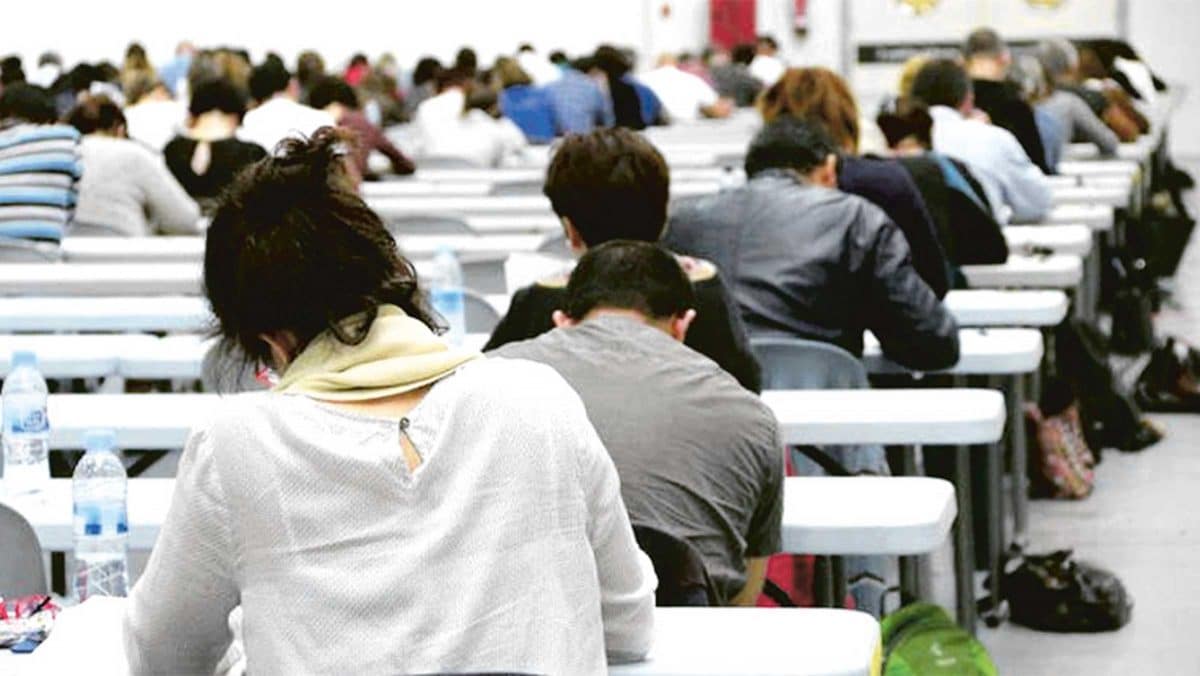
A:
203;127;438;375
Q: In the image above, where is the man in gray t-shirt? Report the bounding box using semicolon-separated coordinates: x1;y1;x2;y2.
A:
492;241;784;605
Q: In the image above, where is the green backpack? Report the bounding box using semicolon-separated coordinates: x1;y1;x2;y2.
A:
880;603;998;676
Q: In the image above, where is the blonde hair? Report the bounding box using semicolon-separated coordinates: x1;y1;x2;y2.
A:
898;55;930;101
758;67;860;153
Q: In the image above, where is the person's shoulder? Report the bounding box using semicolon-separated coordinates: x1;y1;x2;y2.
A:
450;355;579;411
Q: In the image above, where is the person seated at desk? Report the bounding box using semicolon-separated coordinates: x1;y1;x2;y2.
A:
492;57;556;143
963;27;1052;175
494;240;783;606
544;56;614;136
122;129;655;674
414;68;528;167
664;116;960;371
306;76;415;180
484;128;761;392
1034;39;1122;157
67;95;201;237
913;58;1052;224
240;57;335;153
637;54;732;123
759;67;953;298
163;79;267;207
121;72;186;152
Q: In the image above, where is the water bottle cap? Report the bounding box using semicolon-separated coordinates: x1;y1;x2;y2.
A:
11;350;36;368
83;429;117;454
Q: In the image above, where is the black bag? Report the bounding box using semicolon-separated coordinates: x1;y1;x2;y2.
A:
1135;337;1200;413
1108;259;1156;355
1001;549;1133;632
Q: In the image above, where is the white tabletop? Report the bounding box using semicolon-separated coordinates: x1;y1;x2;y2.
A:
961;254;1083;289
41;388;1003;450
610;607;879;675
1049;184;1129;208
371;186;716;219
942;289;1068;327
1064;140;1153;163
1042;203;1114;231
0;296;211;333
781;476;955;556
1056;159;1140;180
1003;224;1094;257
0;334;158;378
2;478;171;550
411;167;736;184
863;328;1043;376
0;263;203;297
764;389;1005;445
4;599;880;676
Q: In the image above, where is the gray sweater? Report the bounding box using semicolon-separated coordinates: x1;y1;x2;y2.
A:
1038;90;1120;157
72;135;201;237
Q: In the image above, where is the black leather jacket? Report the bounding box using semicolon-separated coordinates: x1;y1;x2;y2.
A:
663;171;960;371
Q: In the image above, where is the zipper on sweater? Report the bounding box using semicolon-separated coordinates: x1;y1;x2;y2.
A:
398;417;423;470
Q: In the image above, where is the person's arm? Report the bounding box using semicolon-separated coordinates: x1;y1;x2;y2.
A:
366;119;416;175
1068;94;1121;156
731;420;784;605
688;274;762;392
568;390;656;663
998;133;1053;223
729;558;769;606
861;214;960;371
138;149;202;234
123;428;238;674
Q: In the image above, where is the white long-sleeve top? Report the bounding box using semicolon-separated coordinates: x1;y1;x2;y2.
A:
929;105;1053;224
123;357;656;675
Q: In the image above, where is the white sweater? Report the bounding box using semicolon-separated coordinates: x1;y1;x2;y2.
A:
123;358;656;675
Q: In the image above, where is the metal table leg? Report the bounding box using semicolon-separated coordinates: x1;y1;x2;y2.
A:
899;444;922;603
1009;375;1030;547
831;556;847;608
953;442;977;633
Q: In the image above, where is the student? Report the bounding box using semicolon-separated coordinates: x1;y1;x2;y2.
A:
494;241;783;606
294;50;325;102
123;129;655;674
637;54;731;123
912;58;1053;223
748;35;786;87
544;56;614;135
664;116;960;371
67;95;201;237
963;27;1052;174
759;67;952;298
163;79;267;205
239;59;334;153
414;69;527;167
0;84;81;247
485;128;761;392
307;76;415;179
492;57;556;143
122;72;186;151
709;44;764;108
1035;39;1121;157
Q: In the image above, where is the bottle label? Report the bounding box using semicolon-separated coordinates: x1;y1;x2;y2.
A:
4;398;48;435
73;503;128;536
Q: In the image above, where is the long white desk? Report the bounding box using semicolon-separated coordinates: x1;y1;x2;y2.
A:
0;334;159;378
0;296;211;333
1042;203;1115;231
1048;185;1130;208
3;598;881;676
961;254;1083;289
863;328;1043;376
1002;224;1093;258
1064;139;1154;163
942;290;1067;327
0;263;203;297
1057;159;1140;180
40;389;1004;450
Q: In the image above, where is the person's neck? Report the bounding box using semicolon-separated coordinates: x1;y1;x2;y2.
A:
966;59;1006;81
188;113;237;141
582;308;672;336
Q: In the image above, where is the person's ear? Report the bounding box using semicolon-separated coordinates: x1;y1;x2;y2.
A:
562;217;587;255
258;331;299;371
809;154;838;188
669;309;697;342
551;310;578;329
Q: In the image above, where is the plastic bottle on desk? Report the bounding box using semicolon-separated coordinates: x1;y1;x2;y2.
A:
429;246;466;346
72;429;128;602
2;351;50;498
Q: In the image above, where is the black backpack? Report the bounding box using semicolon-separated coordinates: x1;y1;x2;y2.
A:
1001;549;1133;632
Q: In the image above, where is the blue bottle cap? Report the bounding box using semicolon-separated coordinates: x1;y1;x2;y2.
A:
11;350;36;368
83;429;117;454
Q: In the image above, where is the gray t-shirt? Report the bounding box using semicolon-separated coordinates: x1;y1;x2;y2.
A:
493;315;784;603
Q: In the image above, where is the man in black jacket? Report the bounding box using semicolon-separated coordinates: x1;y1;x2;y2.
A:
484;128;762;391
964;27;1053;174
664;116;960;371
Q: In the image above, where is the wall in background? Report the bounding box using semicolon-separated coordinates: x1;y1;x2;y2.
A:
1129;0;1199;158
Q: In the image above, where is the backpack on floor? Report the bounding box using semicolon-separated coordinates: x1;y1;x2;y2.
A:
880;603;998;676
1002;549;1133;632
1025;379;1095;500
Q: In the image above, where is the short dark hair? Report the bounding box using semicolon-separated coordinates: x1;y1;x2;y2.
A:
757;35;779;51
563;241;695;321
249;60;290;102
307;76;358;110
548;50;568;65
66;95;126;134
412;57;442;86
189;79;249;118
204;127;437;373
544;128;670;247
744;116;838;178
910;58;972;109
964;27;1006;61
454;47;478;74
0;83;57;124
732;44;756;66
1;56;25;86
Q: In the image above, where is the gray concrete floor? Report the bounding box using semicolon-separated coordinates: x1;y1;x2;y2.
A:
982;165;1200;674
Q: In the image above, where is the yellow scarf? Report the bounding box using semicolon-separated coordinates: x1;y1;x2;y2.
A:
274;305;480;401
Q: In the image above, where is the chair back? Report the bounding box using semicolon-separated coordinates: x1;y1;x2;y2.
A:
750;336;869;390
463;289;501;334
632;524;716;606
0;503;48;597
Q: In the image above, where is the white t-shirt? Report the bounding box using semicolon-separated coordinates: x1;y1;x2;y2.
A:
637;66;719;123
415;90;528;167
238;97;335;154
124;100;187;152
748;55;787;88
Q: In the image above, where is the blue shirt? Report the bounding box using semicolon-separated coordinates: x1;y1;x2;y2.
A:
544;70;613;135
499;85;557;144
626;77;664;126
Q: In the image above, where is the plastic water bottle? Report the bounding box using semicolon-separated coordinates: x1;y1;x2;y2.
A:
429;247;466;346
72;429;129;602
2;351;50;497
